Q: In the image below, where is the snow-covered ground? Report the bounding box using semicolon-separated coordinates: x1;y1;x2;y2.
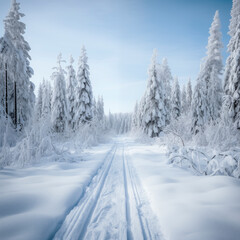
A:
0;137;240;240
126;138;240;240
0;143;114;240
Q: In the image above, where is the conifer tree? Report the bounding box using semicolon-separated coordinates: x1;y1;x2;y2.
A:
3;0;35;127
181;84;187;114
142;50;166;137
191;79;209;134
66;56;77;129
132;101;139;129
75;46;93;126
186;78;193;110
51;54;68;133
171;77;181;120
159;58;173;124
199;11;223;123
223;1;240;129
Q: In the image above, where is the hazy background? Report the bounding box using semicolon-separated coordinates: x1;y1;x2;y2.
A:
0;0;233;113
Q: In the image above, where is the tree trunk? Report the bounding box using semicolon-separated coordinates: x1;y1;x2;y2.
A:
5;63;8;117
14;81;17;127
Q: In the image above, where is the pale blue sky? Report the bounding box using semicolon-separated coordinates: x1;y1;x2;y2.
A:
0;0;233;113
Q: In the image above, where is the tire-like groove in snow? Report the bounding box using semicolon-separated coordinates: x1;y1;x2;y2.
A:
53;144;117;240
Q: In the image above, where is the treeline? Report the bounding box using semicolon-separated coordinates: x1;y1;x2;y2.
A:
0;0;132;142
133;5;240;147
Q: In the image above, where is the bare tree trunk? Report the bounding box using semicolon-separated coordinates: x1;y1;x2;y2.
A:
14;81;17;127
5;63;8;117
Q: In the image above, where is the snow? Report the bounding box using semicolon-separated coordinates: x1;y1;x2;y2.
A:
0;143;113;240
0;137;240;240
127;139;240;240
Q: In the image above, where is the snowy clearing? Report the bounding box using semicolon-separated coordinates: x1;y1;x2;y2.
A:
0;137;240;240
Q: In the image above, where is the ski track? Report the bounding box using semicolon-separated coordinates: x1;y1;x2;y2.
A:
53;141;165;240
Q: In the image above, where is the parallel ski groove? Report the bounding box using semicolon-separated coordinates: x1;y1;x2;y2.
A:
53;144;117;240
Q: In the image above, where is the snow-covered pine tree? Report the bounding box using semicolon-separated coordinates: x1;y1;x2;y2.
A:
171;77;181;120
51;54;68;133
142;50;166;137
75;46;93;126
159;58;173;125
223;0;240;129
66;55;77;129
181;84;187;114
186;78;193;110
3;0;35;128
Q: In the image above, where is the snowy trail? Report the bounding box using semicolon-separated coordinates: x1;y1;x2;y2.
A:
53;141;164;240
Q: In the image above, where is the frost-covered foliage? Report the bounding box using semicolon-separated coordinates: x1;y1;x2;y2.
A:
75;46;93;125
51;54;68;133
168;146;240;178
0;117;53;168
164;112;192;147
0;0;35;128
142;50;166;137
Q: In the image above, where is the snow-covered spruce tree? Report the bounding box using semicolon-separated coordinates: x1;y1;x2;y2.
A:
3;0;35;128
186;78;193;110
51;54;68;133
181;84;187;114
171;77;181;120
142;50;166;137
75;46;93;126
158;58;173;125
223;0;240;129
199;11;223;123
191;79;209;134
66;55;77;130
